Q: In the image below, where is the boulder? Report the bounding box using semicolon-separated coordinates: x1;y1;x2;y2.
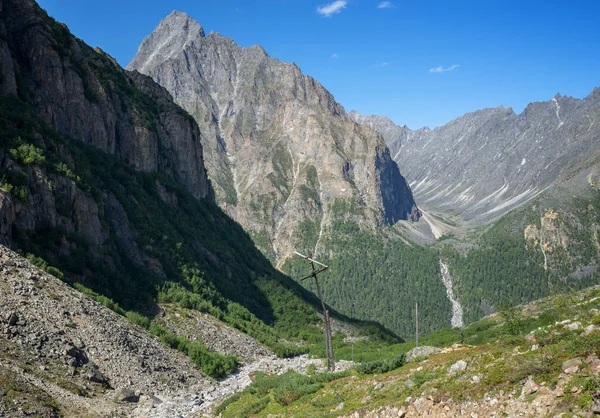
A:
406;346;442;362
7;312;18;326
561;358;582;374
63;346;89;367
448;360;467;375
113;387;139;403
521;376;539;396
85;364;109;385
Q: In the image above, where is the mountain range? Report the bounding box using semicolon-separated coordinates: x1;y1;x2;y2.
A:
350;90;600;227
2;0;599;339
127;10;600;336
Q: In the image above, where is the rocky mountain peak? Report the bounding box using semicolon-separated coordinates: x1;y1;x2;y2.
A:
127;11;205;74
129;13;420;263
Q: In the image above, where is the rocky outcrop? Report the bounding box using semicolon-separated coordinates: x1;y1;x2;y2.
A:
351;90;600;225
128;11;419;263
0;0;212;200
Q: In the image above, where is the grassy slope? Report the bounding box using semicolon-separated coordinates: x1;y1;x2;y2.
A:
219;286;600;417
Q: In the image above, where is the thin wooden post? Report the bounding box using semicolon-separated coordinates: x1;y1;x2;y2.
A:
415;302;419;348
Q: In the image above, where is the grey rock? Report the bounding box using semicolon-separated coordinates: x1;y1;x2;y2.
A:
448;360;467;375
64;346;89;366
7;312;18;326
114;387;139;403
561;358;583;373
403;379;415;388
405;346;442;362
521;376;539;396
85;365;110;385
0;191;15;241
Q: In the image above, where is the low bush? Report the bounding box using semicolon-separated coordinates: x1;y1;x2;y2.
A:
245;370;349;407
356;352;406;375
239;397;270;417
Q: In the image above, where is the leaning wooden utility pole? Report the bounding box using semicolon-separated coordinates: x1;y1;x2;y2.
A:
294;251;335;372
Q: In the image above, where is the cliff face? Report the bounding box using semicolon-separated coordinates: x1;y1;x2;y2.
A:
128;12;419;263
0;0;212;200
351;89;600;225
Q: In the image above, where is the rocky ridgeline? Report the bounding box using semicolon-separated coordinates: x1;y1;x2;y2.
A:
350;89;600;226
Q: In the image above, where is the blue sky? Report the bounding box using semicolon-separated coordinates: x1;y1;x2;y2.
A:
38;0;600;129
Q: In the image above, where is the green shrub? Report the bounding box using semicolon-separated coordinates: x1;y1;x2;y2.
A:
125;311;150;329
10;143;46;165
45;266;64;280
245;370;349;407
55;161;81;182
146;323;237;378
273;381;322;406
356;353;406;375
499;303;526;336
214;392;242;415
239;396;270;417
0;175;13;193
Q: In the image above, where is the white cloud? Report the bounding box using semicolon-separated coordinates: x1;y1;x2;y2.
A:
372;62;389;68
317;1;347;17
331;53;339;59
429;64;460;73
377;1;394;8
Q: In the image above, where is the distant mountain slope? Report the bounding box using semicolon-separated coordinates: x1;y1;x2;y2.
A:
128;12;420;266
351;90;600;225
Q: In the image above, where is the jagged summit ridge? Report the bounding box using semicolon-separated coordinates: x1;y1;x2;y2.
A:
128;11;205;74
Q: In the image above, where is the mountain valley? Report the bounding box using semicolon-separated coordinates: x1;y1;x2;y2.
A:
0;0;599;416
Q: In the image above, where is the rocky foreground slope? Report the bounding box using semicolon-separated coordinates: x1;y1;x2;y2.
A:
351;90;600;226
0;245;356;417
128;11;419;265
